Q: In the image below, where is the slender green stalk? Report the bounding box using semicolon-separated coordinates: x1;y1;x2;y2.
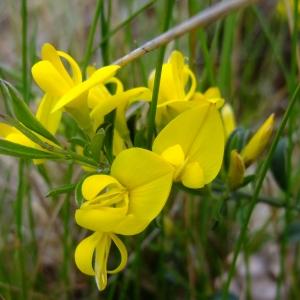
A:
147;0;175;148
277;2;299;297
15;160;27;300
92;0;156;55
222;84;300;299
21;0;29;103
253;6;290;88
198;30;216;86
61;164;73;299
81;0;103;75
218;13;237;97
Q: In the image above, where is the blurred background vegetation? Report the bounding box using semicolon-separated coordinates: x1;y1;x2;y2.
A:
0;0;299;299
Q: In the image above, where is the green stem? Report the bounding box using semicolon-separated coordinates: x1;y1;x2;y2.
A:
92;0;156;55
222;84;300;299
147;0;175;148
21;0;29;103
15;160;27;300
81;0;103;75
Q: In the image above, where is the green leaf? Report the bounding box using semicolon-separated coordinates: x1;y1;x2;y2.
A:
0;80;59;145
75;180;84;207
46;183;76;198
271;137;288;191
0;139;60;159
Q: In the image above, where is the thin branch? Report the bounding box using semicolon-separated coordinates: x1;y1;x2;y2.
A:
113;0;261;66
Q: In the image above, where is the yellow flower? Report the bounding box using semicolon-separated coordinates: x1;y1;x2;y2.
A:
31;43;119;130
75;231;127;291
191;87;225;108
221;103;236;139
0;123;33;147
75;148;173;233
148;50;197;127
86;65;151;154
74;148;173;290
241;114;275;167
228;150;245;189
152;102;225;189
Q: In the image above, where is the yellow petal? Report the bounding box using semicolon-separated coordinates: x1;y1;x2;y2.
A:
115;87;151;138
94;234;111;291
52;65;120;112
57;50;82;84
111;148;173;233
117;172;173;231
221;103;236;138
113;129;127;156
82;174;122;201
241;114;275;166
149;50;196;105
32;61;71;97
35;94;62;134
183;68;197;101
204;87;221;98
0;123;33;147
41;43;74;86
75;205;128;232
111;148;173;190
153;103;224;185
107;234;128;274
228;150;245;189
74;231;102;276
180;161;204;189
161;144;185;168
112;214;150;235
0;123;18;138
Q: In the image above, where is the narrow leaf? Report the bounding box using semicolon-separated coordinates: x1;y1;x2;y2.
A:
0;139;60;159
0;80;59;145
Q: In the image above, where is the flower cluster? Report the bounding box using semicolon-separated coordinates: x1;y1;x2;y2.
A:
0;43;275;291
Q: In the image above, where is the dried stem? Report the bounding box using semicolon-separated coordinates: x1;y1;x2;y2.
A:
113;0;261;66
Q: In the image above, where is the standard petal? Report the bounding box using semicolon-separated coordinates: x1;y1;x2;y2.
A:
124;172;173;222
187;105;225;183
153;103;224;184
74;232;102;276
113;214;150;235
31;61;71;97
111;148;173;189
180;162;204;189
41;43;74;86
58;50;82;84
52;65;120;112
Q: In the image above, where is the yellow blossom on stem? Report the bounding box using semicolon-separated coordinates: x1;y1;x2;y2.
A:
148;50;197;126
0;123;33;147
221;103;236;139
191;87;225;108
152;102;225;189
241;114;275;167
228;150;245;190
31;43;119;131
74;148;173;290
75;231;127;291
